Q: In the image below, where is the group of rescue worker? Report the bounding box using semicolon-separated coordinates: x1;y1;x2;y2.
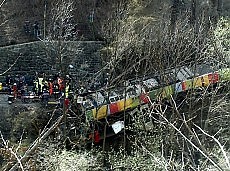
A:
33;74;71;106
5;73;71;107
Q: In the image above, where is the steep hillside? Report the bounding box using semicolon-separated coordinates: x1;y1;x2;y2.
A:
0;0;229;47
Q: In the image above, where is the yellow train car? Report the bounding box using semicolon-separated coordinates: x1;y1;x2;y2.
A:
92;105;108;120
193;76;203;88
162;85;174;98
202;74;210;87
117;98;133;111
85;67;230;121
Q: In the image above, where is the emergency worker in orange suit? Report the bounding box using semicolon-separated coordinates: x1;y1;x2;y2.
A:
13;83;17;99
58;77;64;92
48;80;53;96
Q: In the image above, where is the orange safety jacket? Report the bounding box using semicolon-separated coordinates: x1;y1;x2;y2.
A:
49;82;53;95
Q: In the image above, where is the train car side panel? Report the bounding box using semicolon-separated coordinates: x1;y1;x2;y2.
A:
182;79;193;91
131;97;140;108
175;82;183;93
93;105;108;119
202;74;210;87
162;85;174;98
193;77;202;88
109;103;119;115
208;72;219;83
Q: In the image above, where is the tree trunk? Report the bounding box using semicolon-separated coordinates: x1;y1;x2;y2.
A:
190;0;197;26
170;0;180;34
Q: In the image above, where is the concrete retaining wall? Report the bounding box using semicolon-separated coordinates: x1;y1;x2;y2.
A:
0;41;103;82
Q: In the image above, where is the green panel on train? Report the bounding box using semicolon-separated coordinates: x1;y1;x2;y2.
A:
148;88;162;100
162;85;174;98
131;97;140;108
86;109;93;121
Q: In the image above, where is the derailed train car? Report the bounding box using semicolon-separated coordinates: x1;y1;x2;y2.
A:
74;66;230;143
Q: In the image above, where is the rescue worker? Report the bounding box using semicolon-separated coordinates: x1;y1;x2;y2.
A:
24;20;30;34
13;83;17;99
42;88;50;107
48;79;53;96
33;21;39;38
53;80;59;99
33;79;39;95
65;81;70;98
38;77;43;96
58;77;64;93
64;81;70;110
5;75;13;85
7;85;12;95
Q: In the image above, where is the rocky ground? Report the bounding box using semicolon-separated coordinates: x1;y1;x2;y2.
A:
0;94;11;105
0;93;43;139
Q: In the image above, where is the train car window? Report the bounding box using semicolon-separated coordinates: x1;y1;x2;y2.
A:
184;67;194;77
135;84;142;94
119;94;124;99
176;70;187;81
83;100;94;109
109;96;117;103
96;92;105;105
88;97;97;107
130;90;137;96
180;68;190;78
154;76;160;84
77;96;84;104
115;96;120;101
110;91;117;96
143;78;158;89
168;73;176;84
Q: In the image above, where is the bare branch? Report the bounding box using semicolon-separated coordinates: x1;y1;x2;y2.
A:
149;96;224;171
9;114;64;171
194;124;230;169
0;54;22;76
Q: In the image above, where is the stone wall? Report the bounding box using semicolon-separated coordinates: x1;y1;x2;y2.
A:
0;41;103;82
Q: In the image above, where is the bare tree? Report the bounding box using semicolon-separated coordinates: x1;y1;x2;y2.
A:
43;0;79;75
101;2;209;86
